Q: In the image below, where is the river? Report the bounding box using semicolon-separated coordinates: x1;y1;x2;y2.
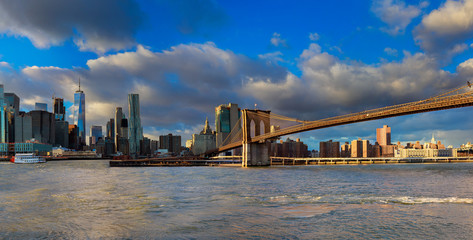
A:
1;160;473;239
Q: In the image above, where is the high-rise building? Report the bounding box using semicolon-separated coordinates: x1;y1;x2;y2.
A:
53;97;66;121
35;103;48;111
106;119;115;140
128;94;143;157
351;138;363;158
90;126;103;146
159;134;181;154
115;107;124;150
68;124;78;150
5;93;20;116
215;103;240;147
74;79;86;146
191;118;216;155
54;120;69;148
319;140;340;158
376;125;391;146
29;110;55;144
0;85;15;143
15;111;32;143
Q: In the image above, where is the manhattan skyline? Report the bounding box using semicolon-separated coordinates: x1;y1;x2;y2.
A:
1;0;473;149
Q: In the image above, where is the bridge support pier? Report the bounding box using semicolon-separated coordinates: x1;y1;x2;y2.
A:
242;141;270;167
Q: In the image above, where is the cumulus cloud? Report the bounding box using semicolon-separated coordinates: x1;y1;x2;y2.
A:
1;41;471;145
0;42;289;141
372;0;425;35
270;32;288;47
414;0;473;56
0;0;143;53
246;43;459;119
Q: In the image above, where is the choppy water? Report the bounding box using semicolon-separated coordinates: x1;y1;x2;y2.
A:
1;161;473;239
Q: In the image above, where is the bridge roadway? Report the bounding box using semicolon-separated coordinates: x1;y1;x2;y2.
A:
213;92;473;154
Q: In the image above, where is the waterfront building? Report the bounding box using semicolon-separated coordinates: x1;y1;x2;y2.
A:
215;103;241;148
159;134;181;154
54;120;69;148
140;137;151;156
270;138;309;158
117;137;130;155
319;140;340;158
73;80;86;146
395;148;452;158
14;111;32;143
53;97;66;121
128;94;143;157
351;138;363;158
340;142;351;157
35;103;48;111
0;142;52;156
29;110;55;144
191;118;216;155
151;140;159;154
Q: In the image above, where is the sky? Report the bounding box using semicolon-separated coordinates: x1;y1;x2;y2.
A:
1;0;473;149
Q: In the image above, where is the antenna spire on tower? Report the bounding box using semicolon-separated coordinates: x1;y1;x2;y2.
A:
79;77;81;91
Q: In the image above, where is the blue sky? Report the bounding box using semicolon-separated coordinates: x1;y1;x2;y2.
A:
1;0;473;149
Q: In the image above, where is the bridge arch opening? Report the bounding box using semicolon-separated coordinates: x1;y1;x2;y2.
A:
250;120;256;138
260;120;265;136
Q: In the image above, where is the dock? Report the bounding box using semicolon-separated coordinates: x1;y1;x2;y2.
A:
269;157;473;165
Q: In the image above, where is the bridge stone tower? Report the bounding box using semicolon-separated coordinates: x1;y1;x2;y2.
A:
242;109;271;167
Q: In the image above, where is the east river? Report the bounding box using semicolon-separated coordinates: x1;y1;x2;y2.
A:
1;160;473;239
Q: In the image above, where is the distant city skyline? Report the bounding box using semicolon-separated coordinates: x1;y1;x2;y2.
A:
1;0;473;148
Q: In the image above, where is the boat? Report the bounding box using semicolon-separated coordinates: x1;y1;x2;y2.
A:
10;153;46;164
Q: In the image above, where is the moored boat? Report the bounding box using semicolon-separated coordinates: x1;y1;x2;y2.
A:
10;153;46;164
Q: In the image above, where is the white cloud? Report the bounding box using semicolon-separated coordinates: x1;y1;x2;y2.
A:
258;51;285;64
270;32;288;47
414;0;473;56
309;32;320;41
372;0;424;35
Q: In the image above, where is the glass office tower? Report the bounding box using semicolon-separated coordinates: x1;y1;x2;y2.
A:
74;81;86;146
128;94;143;157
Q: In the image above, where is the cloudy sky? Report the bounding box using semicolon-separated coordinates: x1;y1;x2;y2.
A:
1;0;473;149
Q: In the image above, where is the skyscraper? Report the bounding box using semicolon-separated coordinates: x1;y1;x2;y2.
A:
128;94;143;157
90;125;103;145
376;125;391;146
0;84;6;142
74;79;86;146
115;107;123;149
53;97;66;121
215;103;241;147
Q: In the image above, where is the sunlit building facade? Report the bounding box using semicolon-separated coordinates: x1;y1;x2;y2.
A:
74;82;86;146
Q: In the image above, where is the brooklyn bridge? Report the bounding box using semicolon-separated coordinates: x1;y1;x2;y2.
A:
208;83;473;167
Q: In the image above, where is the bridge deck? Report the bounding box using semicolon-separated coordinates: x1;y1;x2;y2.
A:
212;93;473;154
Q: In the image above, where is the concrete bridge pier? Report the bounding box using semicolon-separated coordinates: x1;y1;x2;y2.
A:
242;142;270;167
